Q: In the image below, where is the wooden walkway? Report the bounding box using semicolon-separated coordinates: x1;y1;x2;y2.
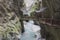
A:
21;16;60;27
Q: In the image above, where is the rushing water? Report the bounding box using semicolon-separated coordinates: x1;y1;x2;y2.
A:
20;20;41;40
20;0;45;40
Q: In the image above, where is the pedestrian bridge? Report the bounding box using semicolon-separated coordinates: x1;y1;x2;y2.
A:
21;16;60;28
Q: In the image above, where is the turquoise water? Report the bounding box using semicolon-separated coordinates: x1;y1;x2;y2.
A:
20;21;41;40
20;21;36;40
20;30;36;40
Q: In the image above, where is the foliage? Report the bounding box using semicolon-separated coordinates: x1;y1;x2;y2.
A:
30;0;41;16
0;0;24;40
30;0;40;12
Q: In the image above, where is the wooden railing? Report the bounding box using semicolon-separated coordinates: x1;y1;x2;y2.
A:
21;16;60;26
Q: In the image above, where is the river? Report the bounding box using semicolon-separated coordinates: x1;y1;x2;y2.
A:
20;0;45;40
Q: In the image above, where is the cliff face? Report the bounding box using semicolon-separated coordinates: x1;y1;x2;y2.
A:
41;0;60;40
42;0;60;19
